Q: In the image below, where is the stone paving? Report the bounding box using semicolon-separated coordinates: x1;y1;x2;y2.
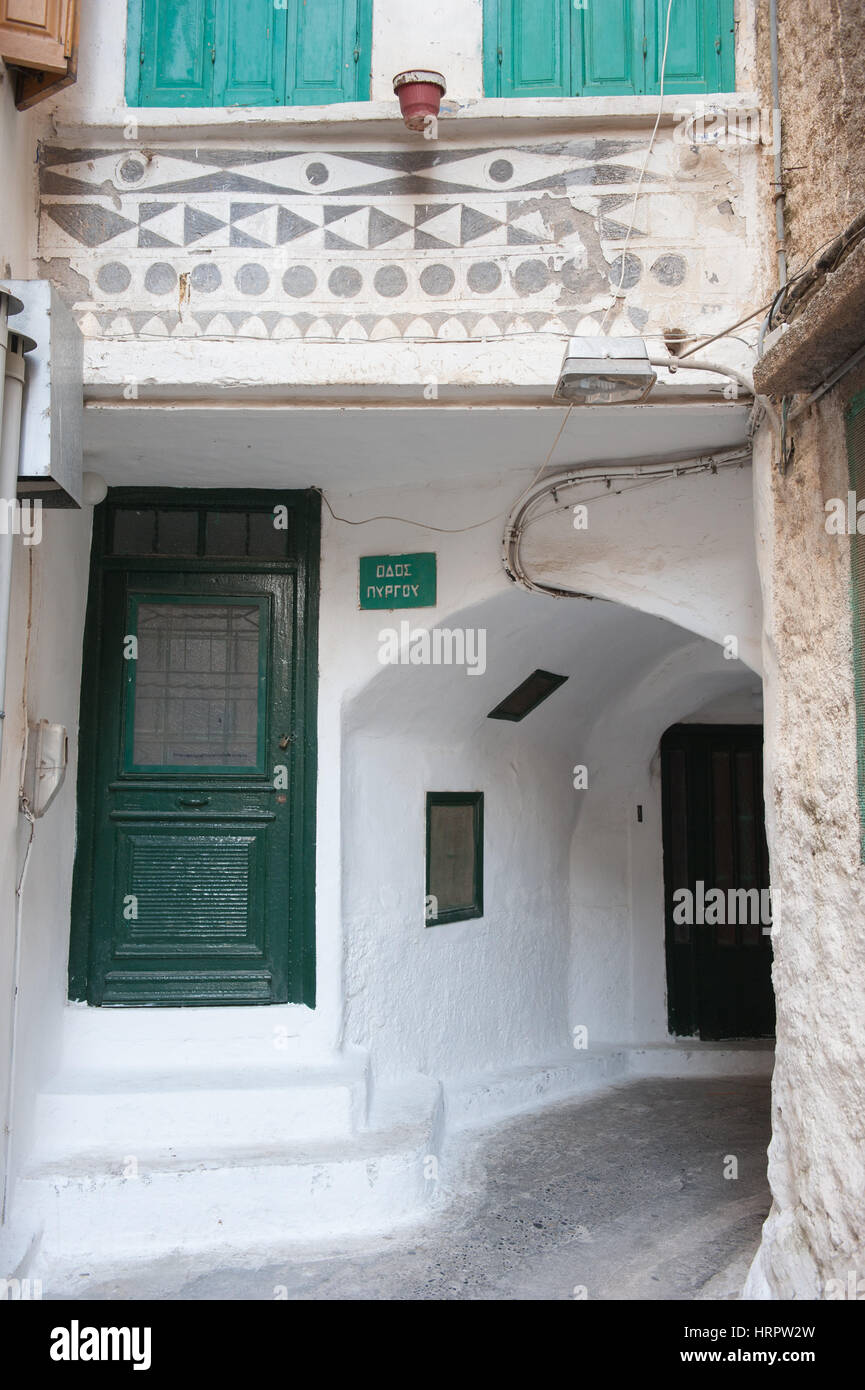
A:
56;1076;771;1302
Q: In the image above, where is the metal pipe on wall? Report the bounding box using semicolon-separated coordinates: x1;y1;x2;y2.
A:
770;0;788;290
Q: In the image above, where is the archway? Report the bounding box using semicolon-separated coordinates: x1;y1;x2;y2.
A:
340;584;772;1093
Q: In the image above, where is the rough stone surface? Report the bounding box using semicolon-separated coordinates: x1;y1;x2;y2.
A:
756;0;865;264
49;1079;770;1301
748;366;865;1298
754;241;865;395
746;0;865;1300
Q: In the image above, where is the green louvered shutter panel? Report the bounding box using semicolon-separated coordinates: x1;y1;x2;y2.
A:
213;0;287;105
644;0;735;94
485;0;571;98
137;0;216;106
847;393;865;861
286;0;370;105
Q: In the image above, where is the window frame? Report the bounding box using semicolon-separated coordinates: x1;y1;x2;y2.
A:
425;791;484;927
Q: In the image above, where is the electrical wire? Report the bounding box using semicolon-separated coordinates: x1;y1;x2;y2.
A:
320;489;503;533
504;449;751;597
516;457;748;534
599;0;675;334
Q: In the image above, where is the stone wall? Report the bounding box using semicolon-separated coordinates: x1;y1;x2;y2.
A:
747;363;865;1298
756;0;865;261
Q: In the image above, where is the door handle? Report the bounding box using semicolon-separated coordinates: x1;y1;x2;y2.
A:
177;796;210;808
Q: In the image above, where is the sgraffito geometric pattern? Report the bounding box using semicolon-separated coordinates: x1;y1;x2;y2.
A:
38;139;745;340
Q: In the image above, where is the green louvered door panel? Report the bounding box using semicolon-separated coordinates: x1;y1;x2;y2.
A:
847;392;865;860
138;0;216;106
576;0;641;96
645;0;735;94
286;0;367;104
213;0;287;105
484;0;735;97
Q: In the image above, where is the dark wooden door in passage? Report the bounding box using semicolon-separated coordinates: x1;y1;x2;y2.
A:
661;724;774;1039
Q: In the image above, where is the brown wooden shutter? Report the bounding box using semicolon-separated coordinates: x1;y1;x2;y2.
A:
0;0;78;109
0;0;72;72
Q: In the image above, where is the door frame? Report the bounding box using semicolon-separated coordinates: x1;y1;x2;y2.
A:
68;487;320;1007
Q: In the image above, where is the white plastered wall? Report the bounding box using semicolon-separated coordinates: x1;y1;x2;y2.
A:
337;461;763;1085
0;62;94;1225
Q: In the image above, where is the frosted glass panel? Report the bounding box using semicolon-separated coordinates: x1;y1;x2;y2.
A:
428;803;475;912
133;603;261;767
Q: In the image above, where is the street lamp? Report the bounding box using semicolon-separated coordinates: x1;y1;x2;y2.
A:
553;336;658;405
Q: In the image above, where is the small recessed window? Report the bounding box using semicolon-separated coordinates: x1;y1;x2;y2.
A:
425;792;483;927
487;669;568;722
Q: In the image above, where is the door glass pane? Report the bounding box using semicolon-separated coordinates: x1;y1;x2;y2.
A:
156;510;198;555
133;603;262;768
249;510;289;557
206;511;248;556
113;509;157;554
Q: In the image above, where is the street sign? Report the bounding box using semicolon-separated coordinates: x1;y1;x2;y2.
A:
359;553;437;609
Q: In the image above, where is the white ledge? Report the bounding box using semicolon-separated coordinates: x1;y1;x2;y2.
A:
44;91;759;146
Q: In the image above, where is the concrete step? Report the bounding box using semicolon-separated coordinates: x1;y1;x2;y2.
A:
8;1072;447;1273
16;1132;437;1269
627;1041;775;1078
32;1060;369;1165
444;1048;630;1129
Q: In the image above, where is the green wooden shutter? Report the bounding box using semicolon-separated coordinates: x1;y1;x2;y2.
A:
574;0;642;96
213;0;287;105
644;0;735;95
285;0;369;105
484;0;571;99
484;0;735;98
136;0;216;107
129;0;372;107
847;392;865;861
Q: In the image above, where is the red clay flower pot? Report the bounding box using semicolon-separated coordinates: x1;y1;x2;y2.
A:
393;70;447;132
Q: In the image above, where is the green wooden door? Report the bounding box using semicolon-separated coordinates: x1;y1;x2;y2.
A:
70;490;319;1008
484;0;735;97
661;724;774;1040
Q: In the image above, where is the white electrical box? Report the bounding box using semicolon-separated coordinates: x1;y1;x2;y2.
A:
22;720;68;818
6;280;83;508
